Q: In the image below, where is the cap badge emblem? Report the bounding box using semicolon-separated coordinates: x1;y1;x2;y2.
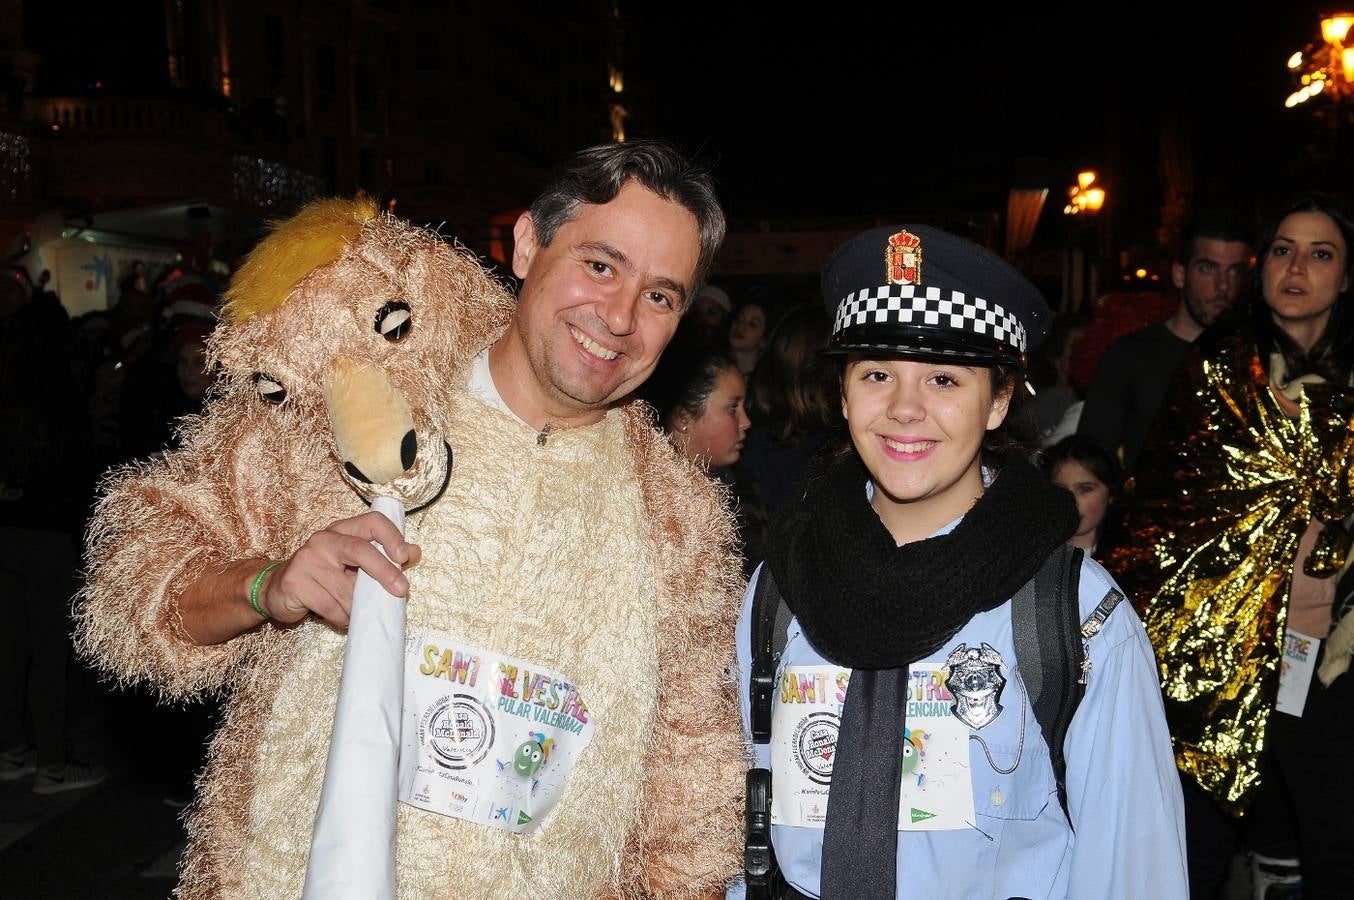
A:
886;229;923;286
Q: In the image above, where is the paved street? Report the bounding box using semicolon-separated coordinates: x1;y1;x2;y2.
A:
1;663;190;899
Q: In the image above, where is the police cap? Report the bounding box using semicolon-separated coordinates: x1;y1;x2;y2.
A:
821;224;1050;368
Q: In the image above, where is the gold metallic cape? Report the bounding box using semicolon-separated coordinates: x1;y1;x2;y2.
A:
1104;309;1354;815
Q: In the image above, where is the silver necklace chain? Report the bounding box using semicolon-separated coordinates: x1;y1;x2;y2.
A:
966;669;1027;775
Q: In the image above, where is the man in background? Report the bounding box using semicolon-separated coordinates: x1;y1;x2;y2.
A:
1078;212;1252;470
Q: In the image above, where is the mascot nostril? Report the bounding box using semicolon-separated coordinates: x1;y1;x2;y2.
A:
343;461;373;485
400;430;417;471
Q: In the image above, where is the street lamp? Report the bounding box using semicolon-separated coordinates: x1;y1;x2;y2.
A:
1285;13;1354;107
1061;170;1108;311
1063;170;1106;216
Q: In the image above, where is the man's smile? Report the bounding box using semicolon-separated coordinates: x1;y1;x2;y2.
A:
569;324;620;361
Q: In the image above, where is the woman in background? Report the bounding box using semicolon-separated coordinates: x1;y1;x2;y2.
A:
734;303;843;568
1108;192;1354;899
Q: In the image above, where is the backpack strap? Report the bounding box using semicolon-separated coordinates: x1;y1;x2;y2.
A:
745;569;787;896
749;567;792;745
1010;543;1085;827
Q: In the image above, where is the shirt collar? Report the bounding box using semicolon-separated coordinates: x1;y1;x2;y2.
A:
465;346;526;424
863;464;994;543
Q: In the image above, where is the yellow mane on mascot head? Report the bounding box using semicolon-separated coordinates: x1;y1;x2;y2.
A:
208;195;514;511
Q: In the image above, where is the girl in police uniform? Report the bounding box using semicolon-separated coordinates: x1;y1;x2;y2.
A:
732;225;1187;900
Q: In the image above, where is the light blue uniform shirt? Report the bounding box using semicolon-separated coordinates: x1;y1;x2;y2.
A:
730;515;1188;899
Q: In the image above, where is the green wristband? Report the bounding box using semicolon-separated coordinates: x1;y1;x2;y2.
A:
249;562;283;619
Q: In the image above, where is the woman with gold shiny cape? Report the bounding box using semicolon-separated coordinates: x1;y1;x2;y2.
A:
1105;193;1354;898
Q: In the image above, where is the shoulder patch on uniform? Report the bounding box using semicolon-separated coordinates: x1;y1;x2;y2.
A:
1080;589;1125;641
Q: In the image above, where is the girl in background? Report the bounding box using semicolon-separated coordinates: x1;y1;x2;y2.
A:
728;301;770;375
640;342;751;472
735;303;844;568
1042;435;1120;556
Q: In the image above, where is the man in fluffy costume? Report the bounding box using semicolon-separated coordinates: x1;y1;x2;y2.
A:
75;141;747;899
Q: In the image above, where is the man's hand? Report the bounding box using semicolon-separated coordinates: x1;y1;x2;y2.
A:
260;511;422;628
179;511;422;645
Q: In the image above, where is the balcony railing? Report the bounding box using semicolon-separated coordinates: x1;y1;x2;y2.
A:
25;97;224;137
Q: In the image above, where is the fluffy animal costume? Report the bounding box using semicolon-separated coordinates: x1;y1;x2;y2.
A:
75;198;746;899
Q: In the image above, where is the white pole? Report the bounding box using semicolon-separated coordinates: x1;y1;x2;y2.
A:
302;495;407;900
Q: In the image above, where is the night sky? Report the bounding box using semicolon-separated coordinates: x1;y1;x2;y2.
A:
19;2;1353;253
628;3;1345;242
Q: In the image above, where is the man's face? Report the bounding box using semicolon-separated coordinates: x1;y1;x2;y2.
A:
509;181;700;416
1173;237;1252;329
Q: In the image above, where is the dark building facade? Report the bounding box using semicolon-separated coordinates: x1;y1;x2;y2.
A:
0;0;625;302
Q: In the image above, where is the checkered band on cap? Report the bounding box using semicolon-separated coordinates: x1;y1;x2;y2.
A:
833;285;1027;353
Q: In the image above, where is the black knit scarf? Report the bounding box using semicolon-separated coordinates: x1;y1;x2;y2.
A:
765;451;1077;899
766;450;1077;668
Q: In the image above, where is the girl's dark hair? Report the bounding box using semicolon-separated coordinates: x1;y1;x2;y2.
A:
637;338;737;427
745;303;839;442
1253;192;1354;385
980;363;1026;460
1039;434;1123;497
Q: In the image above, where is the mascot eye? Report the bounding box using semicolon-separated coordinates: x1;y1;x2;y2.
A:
253;372;287;404
374;301;412;342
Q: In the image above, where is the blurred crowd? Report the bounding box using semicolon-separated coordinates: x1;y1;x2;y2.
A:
1;253;226;799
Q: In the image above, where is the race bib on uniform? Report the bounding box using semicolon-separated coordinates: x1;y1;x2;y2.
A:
399;634;596;833
1276;630;1320;718
769;664;974;831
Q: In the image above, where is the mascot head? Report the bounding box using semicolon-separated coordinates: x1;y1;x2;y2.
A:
211;196;514;510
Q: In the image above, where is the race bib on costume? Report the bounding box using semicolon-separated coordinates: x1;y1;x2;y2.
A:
399;633;596;833
1276;629;1320;718
769;664;975;831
